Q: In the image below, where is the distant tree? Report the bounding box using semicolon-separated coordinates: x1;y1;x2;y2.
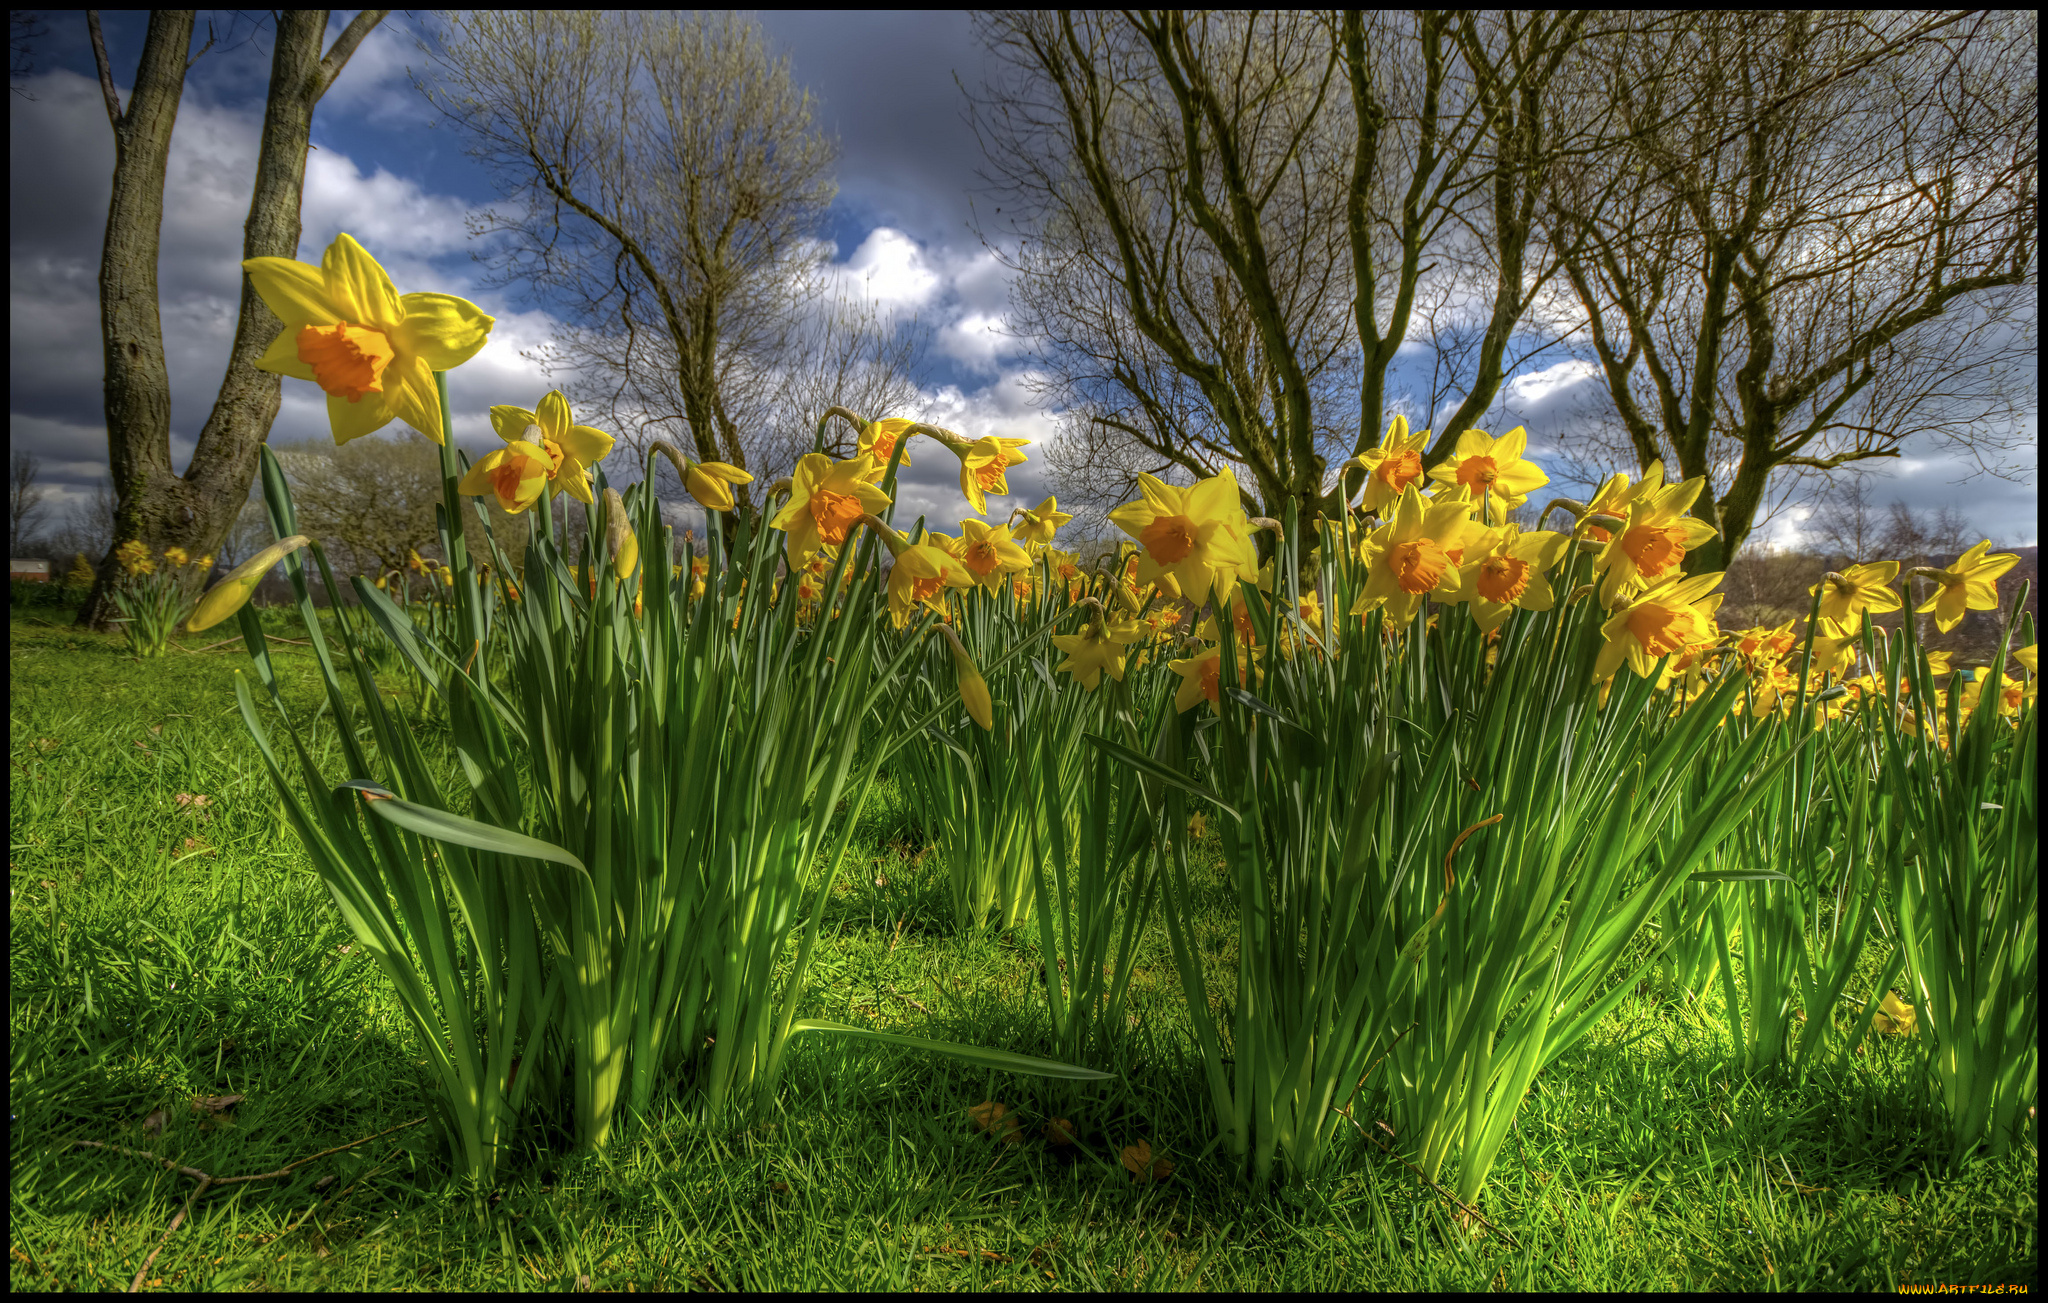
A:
418;11;837;508
275;435;529;585
65;553;96;588
1544;10;2036;570
78;9;389;629
10;449;49;556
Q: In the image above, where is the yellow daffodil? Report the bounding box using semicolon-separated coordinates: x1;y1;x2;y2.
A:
872;527;973;627
487;392;613;504
1805;617;1860;680
1170;641;1224;714
1013;495;1074;546
1594;570;1725;683
856;416;917;477
1346;415;1433;515
1809;560;1901;633
114;539;154;576
769;453;894;564
1349;484;1470;628
1913;540;2019;633
2011;643;2036;676
1052;614;1146;690
188;536;312;632
1456;525;1567;634
958;519;1030;592
1593;475;1719;605
1580;461;1670;542
1425;425;1549;524
952;435;1030;515
457;440;552;514
161;545;190;568
1107;468;1254;607
243;233;493;444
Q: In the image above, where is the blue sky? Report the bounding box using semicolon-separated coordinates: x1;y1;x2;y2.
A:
10;11;2037;549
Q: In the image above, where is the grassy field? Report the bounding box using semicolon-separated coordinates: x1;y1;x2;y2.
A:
8;606;2037;1291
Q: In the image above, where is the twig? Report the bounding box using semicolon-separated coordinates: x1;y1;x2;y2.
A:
173;633;311;655
1332;1106;1520;1249
886;987;932;1016
74;1116;426;1292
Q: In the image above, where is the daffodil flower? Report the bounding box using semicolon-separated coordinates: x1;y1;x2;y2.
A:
1052;612;1146;690
1425;425;1549;524
886;537;974;627
952;435;1031;515
487;392;614;504
1346;415;1433;515
1808;560;1901;633
1912;540;2019;633
769;453;894;564
1107;468;1253;607
857;417;917;475
1456;525;1567;634
1594;570;1726;683
457;440;553;514
1013;495;1074;546
958;519;1031;592
243;233;494;444
1349;485;1470;628
1592;475;1719;605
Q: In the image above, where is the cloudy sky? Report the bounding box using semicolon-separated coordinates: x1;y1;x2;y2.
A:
10;10;2037;551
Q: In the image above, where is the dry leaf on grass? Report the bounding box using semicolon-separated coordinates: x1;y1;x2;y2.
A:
141;1107;168;1136
1043;1117;1077;1147
968;1099;1023;1144
1120;1139;1174;1184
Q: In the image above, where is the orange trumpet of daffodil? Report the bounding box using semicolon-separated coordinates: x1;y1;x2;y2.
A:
243;233;493;445
770;453;894;564
487;391;613;504
857;417;917;476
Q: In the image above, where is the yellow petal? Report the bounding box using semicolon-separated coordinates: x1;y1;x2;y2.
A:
560;424;615;468
395;291;495;371
325;390;396;445
254;327;317;382
321;233;403;330
383;355;444;443
490;405;540;445
556;458;594;504
242;257;338;327
535;390;572;444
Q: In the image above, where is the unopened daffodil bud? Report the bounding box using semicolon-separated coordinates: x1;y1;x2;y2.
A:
938;624;992;730
188;535;312;632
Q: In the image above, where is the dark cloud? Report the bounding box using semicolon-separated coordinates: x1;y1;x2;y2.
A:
757;11;994;251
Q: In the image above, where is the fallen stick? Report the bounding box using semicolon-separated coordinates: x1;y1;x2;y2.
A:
74;1115;426;1292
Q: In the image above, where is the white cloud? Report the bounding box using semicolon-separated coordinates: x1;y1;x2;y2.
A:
832;227;941;308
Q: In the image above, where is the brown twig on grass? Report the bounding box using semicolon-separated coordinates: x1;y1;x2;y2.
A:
174;633;311;655
74;1115;426;1292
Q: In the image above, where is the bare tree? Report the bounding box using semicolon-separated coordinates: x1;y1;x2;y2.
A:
273;435;528;583
973;10;1608;520
78;9;389;629
418;11;836;507
10;449;49;557
1544;10;2037;570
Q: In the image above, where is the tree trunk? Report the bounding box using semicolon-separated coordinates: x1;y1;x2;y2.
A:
79;10;388;629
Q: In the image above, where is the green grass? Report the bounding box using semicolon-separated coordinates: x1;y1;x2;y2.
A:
9;609;2037;1290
